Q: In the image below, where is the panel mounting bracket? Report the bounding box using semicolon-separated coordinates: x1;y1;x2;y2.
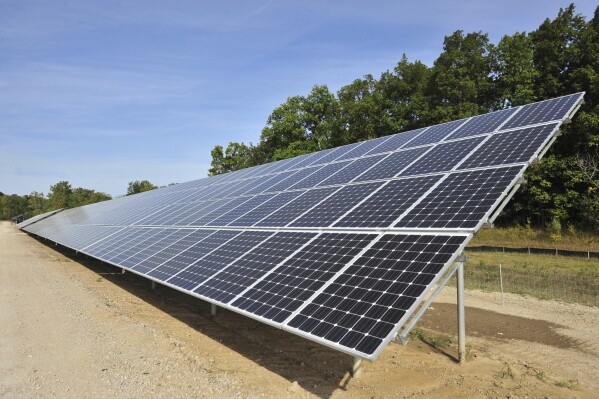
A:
396;259;462;344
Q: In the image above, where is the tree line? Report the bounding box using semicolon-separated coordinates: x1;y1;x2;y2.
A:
209;4;599;231
0;180;159;221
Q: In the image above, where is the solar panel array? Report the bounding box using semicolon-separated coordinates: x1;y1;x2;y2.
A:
19;93;584;361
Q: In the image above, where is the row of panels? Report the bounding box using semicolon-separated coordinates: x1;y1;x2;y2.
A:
27;165;525;232
25;94;578;232
26;222;468;359
26;118;558;231
162;93;580;193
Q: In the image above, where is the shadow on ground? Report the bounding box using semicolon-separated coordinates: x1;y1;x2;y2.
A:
35;237;359;398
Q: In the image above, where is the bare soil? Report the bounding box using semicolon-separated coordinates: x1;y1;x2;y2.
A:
1;221;598;398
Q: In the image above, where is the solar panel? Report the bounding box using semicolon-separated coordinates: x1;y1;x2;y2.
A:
19;92;584;361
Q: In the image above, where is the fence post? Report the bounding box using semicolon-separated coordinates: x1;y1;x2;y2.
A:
499;264;505;306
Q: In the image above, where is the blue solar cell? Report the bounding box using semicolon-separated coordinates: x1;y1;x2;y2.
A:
289;161;351;190
334;175;442;228
503;93;582;129
290;182;382;227
228;191;302;226
363;128;427;155
459;124;558;169
446;107;519;140
395;166;523;229
405;119;467;147
353;147;429;182
147;230;237;282
400;137;484;176
166;231;272;291
333;136;391;161
231;233;376;323
207;194;276;226
256;187;338;227
317;155;385;186
194;232;316;303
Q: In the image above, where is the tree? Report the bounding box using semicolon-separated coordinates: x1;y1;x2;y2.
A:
0;194;28;220
208;142;254;176
126;180;157;195
491;32;537;107
427;30;495;121
530;4;587;99
28;191;47;216
70;187;111;207
48;181;72;210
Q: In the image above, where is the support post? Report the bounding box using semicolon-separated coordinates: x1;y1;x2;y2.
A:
352;356;362;378
211;303;217;316
121;269;126;274
151;281;156;290
457;260;466;363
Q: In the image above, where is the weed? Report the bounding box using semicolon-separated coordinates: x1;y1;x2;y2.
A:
555;379;580;391
410;328;453;352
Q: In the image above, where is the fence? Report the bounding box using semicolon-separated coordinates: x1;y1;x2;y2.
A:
450;262;599;308
467;245;599;260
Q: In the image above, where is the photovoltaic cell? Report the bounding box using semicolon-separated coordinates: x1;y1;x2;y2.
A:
333;136;391;161
290;182;382;227
446;107;519;140
265;166;322;193
400;137;483;176
405;119;466;147
131;229;214;274
231;233;376;323
228;191;302;226
364;128;427;156
166;230;272;291
287;234;467;355
459;124;558;169
194;232;316;303
256;187;338;227
289;161;351;190
395;166;523;229
334;176;442;228
121;229;191;270
207;194;275;226
146;229;219;280
317;155;386;186
353;147;429;182
306;146;353;167
503;93;581;129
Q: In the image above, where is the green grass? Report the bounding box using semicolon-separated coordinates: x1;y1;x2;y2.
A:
457;251;599;307
469;227;599;252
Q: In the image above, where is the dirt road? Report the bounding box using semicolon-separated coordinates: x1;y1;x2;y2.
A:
1;221;598;398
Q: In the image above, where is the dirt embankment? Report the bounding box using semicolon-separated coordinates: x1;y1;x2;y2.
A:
1;221;598;398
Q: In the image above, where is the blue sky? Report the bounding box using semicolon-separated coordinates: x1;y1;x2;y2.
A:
1;1;597;197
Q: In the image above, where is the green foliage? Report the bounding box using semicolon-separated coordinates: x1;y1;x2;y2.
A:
209;3;599;231
208;142;254;175
126;180;157;196
48;181;72;210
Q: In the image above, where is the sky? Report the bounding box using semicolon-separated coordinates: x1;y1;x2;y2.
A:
1;1;597;197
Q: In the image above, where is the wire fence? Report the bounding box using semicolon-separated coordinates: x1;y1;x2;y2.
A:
467;245;599;259
449;263;599;308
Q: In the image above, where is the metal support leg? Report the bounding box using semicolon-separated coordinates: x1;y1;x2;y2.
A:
151;281;156;290
457;261;466;363
121;269;126;274
211;303;217;316
352;356;362;378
